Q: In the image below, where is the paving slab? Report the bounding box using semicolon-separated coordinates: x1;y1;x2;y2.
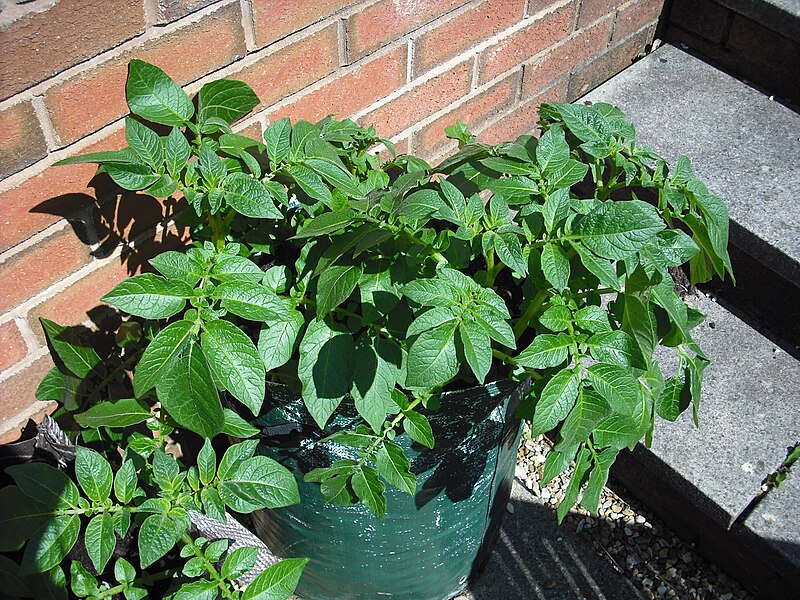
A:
582;44;800;287
455;481;644;600
645;292;800;528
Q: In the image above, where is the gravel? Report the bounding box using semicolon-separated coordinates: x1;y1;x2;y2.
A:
516;427;753;599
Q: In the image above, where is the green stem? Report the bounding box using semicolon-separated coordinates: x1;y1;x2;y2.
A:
568;287;617;301
491;348;542;380
513;289;549;340
93;567;180;599
358;397;424;468
181;534;236;600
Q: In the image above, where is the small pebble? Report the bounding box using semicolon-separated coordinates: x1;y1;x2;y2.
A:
506;502;514;514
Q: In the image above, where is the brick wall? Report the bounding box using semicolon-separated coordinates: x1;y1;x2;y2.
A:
0;0;664;442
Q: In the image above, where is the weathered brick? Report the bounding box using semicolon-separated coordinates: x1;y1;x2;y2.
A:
413;0;526;76
414;72;520;159
0;355;56;444
568;23;655;98
234;121;264;140
477;78;568;144
0;0;146;101
522;16;613;98
236;24;340;109
359;58;474;138
269;45;408;123
155;0;219;23
478;2;575;84
43;2;246;146
252;0;358;48
669;0;731;44
347;0;468;60
0;101;48;179
0;321;27;373
0;129;126;254
613;0;664;42
576;0;625;28
0;229;93;315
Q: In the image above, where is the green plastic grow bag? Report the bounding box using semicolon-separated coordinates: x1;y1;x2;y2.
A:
250;379;528;600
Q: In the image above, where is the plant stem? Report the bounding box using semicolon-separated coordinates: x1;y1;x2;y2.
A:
181;534;236;600
358;397;424;468
93;567;180;599
513;289;549;340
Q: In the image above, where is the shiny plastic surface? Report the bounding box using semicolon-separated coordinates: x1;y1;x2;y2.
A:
250;380;527;600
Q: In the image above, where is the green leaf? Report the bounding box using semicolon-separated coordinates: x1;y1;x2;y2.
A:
541;243;570;290
376;441;416;495
264;118;292;166
403;410;435;449
536;126;570;175
593;414;642;449
212;254;264;283
201;487;227;523
20;515;80;576
156;340;224;438
134;319;195;397
556;448;591;523
545;103;612;144
581;448;618;514
458;319;492;383
40;318;101;378
398;188;443;219
316;262;364;317
202;319;265;416
54;149;137;166
75;398;152;428
406;320;459;388
542;188;569;233
538;304;571;332
7;463;79;509
114;557;136;585
198;142;226;185
401;278;459;307
221;546;259;580
305;157;364;198
351;466;386;519
351;335;399;432
214;281;290;323
218;456;300;512
144;173;177;197
586;362;640;415
75;447;113;503
218;440;258;480
286;164;333;206
542;445;577;485
575;201;665;259
114;460;137;504
571;242;620;290
198;79;259;124
545;159;588;190
559;388;610;448
0;486;49;552
165;127;191;177
485;175;539;203
471;306;516;348
126;59;194;126
573;305;611;333
407;306;457;337
530;369;580;436
293;209;357;239
223;408;261;438
138;513;185;569
125;117;163;168
516;332;572;369
85;513;115;573
151;450;180;490
258;309;304;371
198;439;216;486
298;319;354;428
494;231;527;276
587;330;643;368
150;250;205;286
225;173;283;219
655;372;688;422
102;273;191;319
242;557;309;600
0;554;31;597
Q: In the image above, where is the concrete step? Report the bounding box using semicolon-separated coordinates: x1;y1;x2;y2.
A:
580;44;800;598
455;482;644;600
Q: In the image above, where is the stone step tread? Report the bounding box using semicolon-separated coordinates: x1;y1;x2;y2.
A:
645;291;800;529
583;43;800;288
745;465;800;569
455;482;644;600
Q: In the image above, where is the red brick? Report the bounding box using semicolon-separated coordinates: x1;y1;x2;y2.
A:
156;0;219;23
0;321;27;373
359;59;474;138
0;0;146;101
0;355;56;443
414;72;520;159
269;45;408;123
43;2;246;146
414;0;526;76
236;24;340;109
0;229;93;315
568;23;655;98
234;121;264;140
0;101;48;179
521;16;613;98
252;0;358;48
613;0;664;42
347;0;468;60
0;129;126;254
477;78;568;144
576;0;625;28
478;2;576;84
